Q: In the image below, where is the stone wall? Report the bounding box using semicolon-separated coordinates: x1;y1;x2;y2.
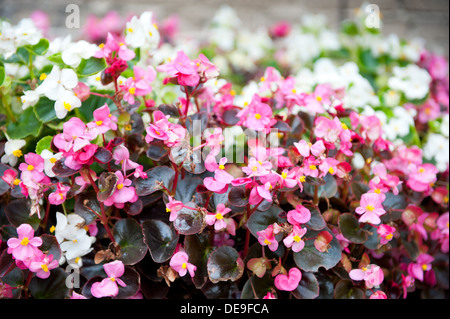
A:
1;0;448;56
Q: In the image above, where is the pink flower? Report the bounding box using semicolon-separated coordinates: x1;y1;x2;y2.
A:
287;205;311;225
349;264;384;288
48;183;71;205
53;117;97;153
203;128;224;157
294;139;326;158
283;225;307;252
259;66;281;93
370;291;388;299
377;224;396;245
7;224;42;261
204;156;234;193
407;253;434;282
274;267;302;291
205;203;231;231
242;157;272;177
166;196;184;222
0;282;13;298
94;33;135;62
274;76;304;109
145;111;186;147
29;252;59;279
360;115;383;142
417;98;440;124
248;174;279;205
1;168;19;189
303;156;320;178
102;171;138;209
355;193;386;225
194;53;219;80
304;84;333;114
70;292;87;299
18;153;45;183
428;54;449;81
112;145;139;174
237;94;275;132
263;292;277;299
406;163;438;194
133;65;157;96
319;158;340;176
87;104;118;134
170;251;196;277
91;260;127;298
270;21;291;37
157;51;200;87
314;116;342;144
257;224;278;252
278;169;297;189
120;77;138;105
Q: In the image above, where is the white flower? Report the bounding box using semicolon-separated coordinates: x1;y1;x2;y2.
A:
13;18;41;47
36;65;78;101
61;40;98;68
1;139;26;167
441;114;449;138
40;149;63;177
20;90;40;110
54;212;96;262
54;90;81;119
388;65;432;101
424;134;449;172
125;11;160;50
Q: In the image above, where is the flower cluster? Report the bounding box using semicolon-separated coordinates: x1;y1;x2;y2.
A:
0;5;448;300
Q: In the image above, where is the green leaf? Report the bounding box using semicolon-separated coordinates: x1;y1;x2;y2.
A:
76;92;114;122
76;57;107;77
247;205;286;238
113;218;148;265
25;38;50;56
241;274;275;299
7;107;42;139
35;136;54;154
4;199;43;230
29;268;69;299
33;97;56;123
293;227;342;272
135;166;176;196
304;204;326;231
339;213;369;244
47;53;66;67
184;233;212;289
173;202;205;235
292;272;320;299
207;246;244;284
142;219;179;263
4;46;30;65
0;61;5;87
334;280;365;299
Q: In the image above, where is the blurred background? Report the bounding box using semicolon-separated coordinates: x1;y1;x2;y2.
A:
1;0;448;56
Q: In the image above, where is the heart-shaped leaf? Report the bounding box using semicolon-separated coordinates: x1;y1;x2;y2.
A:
228;186;249;207
293;227;342;272
173;202;205;235
142;219;179;263
7;107;42;139
97;171;119;202
207;246;244;284
135;166;175;196
93;147;113;164
113;218;147;265
5;199;43;230
304;204;326;231
334;280;365;299
29;268;69;299
339;213;369;244
247;205;286;238
39;234;62;262
184;233;212;289
52;158;80;177
74;191;102;225
241;274;275;299
304;174;338;199
292;271;320;299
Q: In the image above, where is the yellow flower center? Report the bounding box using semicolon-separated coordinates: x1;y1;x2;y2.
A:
309;165;317;170
41;264;49;272
166;207;171;213
422;264;428;271
117;183;124;190
316;96;323;102
13;179;21;186
264;239;271;245
72;239;78;243
27;165;34;171
328;167;335;174
260;76;265;82
21;237;29;246
50;225;55;233
385;233;393;240
215;213;223;220
374;189;381;194
75;257;81;264
292;89;297;94
99;43;105;48
64;101;72;111
251;166;259;172
281;172;288;179
366;205;375;212
293;235;302;243
125;124;132;131
182;263;187;269
299;176;306;183
419;168;425;173
39;73;47;81
219;164;225;170
341;123;349;130
12;149;23;157
129;87;136;95
96;120;103;126
254;113;262;120
50;158;57;164
110;277;116;282
127;28;133;33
